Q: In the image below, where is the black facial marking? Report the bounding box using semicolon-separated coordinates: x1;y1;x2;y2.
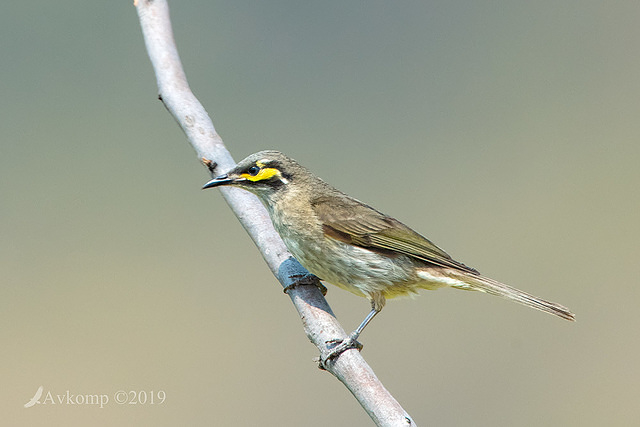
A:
281;171;293;181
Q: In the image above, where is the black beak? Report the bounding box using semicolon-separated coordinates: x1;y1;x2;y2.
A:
202;174;235;189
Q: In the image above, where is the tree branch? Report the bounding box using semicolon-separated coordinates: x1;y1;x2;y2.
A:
134;1;415;425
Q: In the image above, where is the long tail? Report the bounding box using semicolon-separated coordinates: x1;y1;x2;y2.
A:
453;274;575;321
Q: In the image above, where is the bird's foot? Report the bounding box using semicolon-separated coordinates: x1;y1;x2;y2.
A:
318;333;363;370
283;273;327;296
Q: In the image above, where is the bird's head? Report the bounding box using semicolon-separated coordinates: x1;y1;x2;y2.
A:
202;150;305;199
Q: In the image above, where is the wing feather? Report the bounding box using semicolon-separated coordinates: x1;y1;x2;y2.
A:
312;195;479;275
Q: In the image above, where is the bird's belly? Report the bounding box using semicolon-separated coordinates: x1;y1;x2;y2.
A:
281;233;420;299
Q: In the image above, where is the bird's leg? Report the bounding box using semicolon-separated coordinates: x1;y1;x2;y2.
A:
351;291;385;340
350;304;381;342
320;292;385;369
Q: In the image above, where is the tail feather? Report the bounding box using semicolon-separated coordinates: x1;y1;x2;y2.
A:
455;275;575;321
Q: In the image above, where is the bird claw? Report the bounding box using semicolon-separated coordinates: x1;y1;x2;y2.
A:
318;334;363;370
283;273;327;296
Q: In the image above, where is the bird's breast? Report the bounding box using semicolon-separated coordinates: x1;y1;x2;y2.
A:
267;201;419;297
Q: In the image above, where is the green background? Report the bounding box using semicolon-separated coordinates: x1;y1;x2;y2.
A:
2;1;638;425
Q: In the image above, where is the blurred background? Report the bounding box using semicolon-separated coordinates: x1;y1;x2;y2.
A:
2;1;638;425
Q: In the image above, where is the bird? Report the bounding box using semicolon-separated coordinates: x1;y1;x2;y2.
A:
203;150;575;358
24;385;43;408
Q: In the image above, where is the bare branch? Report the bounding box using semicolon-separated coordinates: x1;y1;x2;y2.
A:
134;1;415;425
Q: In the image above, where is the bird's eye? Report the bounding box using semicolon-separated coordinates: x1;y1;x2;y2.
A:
248;166;260;176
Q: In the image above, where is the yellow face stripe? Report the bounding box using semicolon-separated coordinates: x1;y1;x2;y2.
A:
241;167;281;182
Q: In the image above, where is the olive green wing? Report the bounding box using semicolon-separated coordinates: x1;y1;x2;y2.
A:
311;195;479;275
